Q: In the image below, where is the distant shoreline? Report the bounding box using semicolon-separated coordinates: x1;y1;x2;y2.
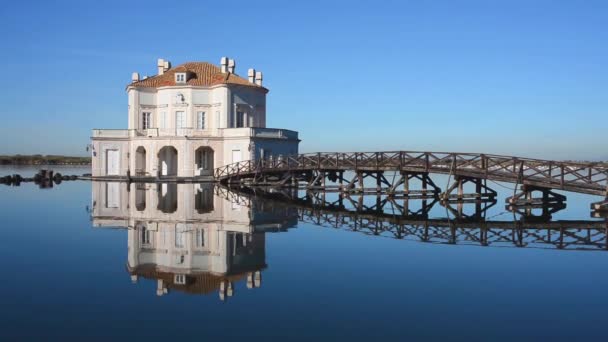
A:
0;155;91;166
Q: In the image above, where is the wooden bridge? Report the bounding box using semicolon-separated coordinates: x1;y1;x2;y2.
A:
214;151;608;212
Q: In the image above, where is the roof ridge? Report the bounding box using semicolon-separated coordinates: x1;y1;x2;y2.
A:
127;60;267;92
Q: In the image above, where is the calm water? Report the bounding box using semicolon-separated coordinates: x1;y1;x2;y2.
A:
0;166;607;340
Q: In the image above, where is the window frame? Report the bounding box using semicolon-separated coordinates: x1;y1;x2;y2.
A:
140;227;152;246
174;274;186;285
196;229;205;248
142;112;152;129
175;73;186;83
175;224;186;248
236;111;245;128
196;111;206;130
175;111;186;129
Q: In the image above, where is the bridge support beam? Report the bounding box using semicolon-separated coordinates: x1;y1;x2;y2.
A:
338;171;394;194
441;198;497;221
506;185;566;206
591;197;608;218
507;202;566;222
591;198;608;214
506;185;567;220
440;176;497;202
387;172;441;198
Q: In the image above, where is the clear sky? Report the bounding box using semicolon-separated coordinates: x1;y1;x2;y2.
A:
0;0;606;160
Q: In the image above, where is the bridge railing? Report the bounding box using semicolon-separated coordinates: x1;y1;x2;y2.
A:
214;151;608;195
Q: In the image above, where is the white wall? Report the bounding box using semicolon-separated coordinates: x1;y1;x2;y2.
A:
92;139;130;177
128;85;267;131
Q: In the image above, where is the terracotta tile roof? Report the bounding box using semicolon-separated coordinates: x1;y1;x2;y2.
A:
129;264;264;295
128;61;267;92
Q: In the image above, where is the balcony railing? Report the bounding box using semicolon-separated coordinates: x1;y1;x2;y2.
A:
92;127;299;140
91;129;131;138
219;127;299;140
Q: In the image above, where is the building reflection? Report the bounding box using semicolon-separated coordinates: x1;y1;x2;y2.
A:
91;181;297;300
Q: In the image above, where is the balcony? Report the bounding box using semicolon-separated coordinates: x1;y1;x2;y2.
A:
91;128;208;138
92;127;298;140
219;128;299;140
92;129;131;138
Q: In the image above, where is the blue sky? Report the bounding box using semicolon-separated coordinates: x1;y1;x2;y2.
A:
0;0;606;160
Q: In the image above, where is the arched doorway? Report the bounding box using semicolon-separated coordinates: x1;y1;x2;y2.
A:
158;146;178;177
135;146;146;176
135;183;146;211
195;147;214;176
195;184;214;213
157;183;177;213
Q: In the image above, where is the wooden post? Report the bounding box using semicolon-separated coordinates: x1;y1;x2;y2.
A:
422;174;428;195
457;177;464;200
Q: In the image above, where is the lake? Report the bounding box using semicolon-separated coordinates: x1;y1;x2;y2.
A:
0;166;606;340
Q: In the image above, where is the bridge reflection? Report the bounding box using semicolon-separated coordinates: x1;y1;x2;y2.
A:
90;182;608;299
221;186;608;251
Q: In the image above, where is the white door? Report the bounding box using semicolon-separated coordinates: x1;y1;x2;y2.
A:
106;182;119;208
232;150;241;164
106;149;119;175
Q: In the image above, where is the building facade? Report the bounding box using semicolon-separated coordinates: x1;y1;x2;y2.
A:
91;57;300;178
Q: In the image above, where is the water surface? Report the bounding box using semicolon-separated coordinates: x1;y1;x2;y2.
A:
0;167;606;340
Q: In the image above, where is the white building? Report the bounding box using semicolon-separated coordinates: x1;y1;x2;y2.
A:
91;57;300;178
91;182;297;299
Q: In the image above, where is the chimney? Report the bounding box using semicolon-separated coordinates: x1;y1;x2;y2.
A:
228;58;235;73
157;58;166;75
248;68;255;83
220;57;228;73
255;71;263;86
131;72;140;82
163;60;171;72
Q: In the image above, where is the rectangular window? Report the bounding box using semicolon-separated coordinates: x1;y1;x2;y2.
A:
175;224;186;248
159;111;167;129
142;112;151;129
197;111;205;129
196;229;205;247
236;111;245;128
141;228;151;246
175;73;186;83
174;274;186;285
175;111;185;129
